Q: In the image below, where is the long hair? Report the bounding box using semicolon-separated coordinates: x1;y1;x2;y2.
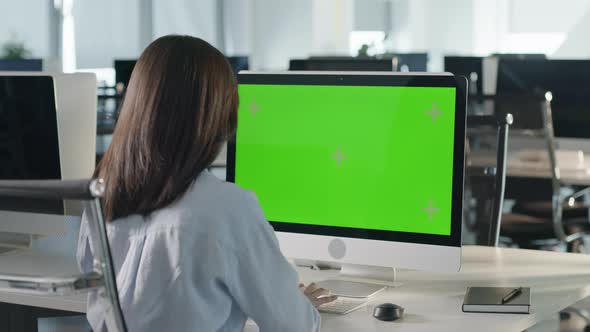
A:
96;35;238;221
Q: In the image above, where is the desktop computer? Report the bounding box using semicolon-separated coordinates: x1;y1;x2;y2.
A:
114;59;137;91
227;56;249;74
496;59;590;168
289;58;396;71
444;56;483;97
228;72;466;296
0;59;43;72
116;56;249;89
380;53;428;72
496;59;590;140
290;54;428;72
0;73;96;247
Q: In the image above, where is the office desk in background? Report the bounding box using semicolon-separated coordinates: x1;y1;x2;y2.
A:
290;246;590;332
469;155;590;186
467;155;590;244
1;246;590;331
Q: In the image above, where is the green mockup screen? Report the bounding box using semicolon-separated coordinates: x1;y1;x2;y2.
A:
234;84;456;236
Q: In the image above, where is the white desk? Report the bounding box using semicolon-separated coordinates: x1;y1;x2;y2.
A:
0;250;85;313
1;246;590;331
295;246;590;332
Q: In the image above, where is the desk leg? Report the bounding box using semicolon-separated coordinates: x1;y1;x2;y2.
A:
0;302;37;332
0;303;82;332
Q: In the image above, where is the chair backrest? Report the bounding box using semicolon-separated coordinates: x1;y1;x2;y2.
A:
0;179;127;332
466;111;513;246
490;93;578;244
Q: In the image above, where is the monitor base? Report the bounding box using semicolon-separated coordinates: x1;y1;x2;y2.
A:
316;264;400;298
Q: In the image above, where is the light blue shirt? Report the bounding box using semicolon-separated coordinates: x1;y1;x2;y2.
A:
77;170;320;332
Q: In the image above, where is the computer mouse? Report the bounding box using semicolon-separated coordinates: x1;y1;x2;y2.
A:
373;303;405;321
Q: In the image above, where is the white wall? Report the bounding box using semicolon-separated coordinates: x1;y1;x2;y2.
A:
553;4;590;58
73;0;142;68
312;0;354;55
249;0;313;70
384;0;590;71
509;0;589;33
222;0;253;56
0;0;51;58
387;0;475;70
224;0;355;70
74;0;220;69
354;0;390;31
153;0;219;48
8;0;587;72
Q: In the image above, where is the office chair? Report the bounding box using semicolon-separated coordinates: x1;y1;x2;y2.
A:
0;179;127;332
498;93;590;253
464;109;513;246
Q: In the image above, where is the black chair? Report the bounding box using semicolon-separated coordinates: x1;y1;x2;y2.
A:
0;179;127;332
498;93;590;253
464;110;513;246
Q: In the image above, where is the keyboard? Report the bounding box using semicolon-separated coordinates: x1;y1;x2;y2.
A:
318;296;368;315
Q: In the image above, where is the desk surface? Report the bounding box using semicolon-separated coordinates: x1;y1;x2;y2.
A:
296;246;590;332
0;250;86;313
1;246;590;331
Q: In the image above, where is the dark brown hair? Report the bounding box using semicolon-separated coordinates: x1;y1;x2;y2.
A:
96;35;238;221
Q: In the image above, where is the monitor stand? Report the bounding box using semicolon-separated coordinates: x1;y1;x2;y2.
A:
298;260;400;298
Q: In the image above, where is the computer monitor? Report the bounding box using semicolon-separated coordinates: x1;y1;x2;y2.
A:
116;57;250;87
289;58;395;71
491;53;547;60
0;73;96;240
228;72;465;293
382;53;429;72
496;59;590;139
227;56;249;74
114;59;137;89
444;56;483;96
0;59;43;71
0;76;61;213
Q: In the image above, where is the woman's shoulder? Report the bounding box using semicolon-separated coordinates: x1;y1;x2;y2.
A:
189;170;258;208
150;170;263;232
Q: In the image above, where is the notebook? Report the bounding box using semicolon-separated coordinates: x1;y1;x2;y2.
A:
462;287;531;314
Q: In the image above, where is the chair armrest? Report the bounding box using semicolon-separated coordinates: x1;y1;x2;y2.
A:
564;186;590;207
0;179;97;200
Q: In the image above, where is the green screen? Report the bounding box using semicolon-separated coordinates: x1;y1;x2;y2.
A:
234;84;456;236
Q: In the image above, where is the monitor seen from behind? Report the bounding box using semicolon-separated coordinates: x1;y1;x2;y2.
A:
289;58;395;71
496;59;590;139
227;56;249;74
115;56;249;90
0;59;43;72
0;73;97;246
0;76;65;246
444;56;483;97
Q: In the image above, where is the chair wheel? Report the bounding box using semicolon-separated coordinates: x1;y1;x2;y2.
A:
560;311;571;320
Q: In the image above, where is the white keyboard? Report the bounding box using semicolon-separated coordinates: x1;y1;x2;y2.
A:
318;296;368;315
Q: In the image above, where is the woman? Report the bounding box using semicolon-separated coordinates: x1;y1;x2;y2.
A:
77;35;336;332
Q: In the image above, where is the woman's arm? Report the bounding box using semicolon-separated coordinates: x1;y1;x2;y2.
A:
223;193;323;332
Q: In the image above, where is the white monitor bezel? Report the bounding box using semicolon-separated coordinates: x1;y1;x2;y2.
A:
0;72;97;237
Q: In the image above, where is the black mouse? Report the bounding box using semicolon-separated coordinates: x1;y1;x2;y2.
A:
373;303;404;321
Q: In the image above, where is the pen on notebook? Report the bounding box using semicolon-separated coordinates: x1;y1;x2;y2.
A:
502;287;523;304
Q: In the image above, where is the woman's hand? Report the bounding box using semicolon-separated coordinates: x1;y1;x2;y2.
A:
299;282;338;307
